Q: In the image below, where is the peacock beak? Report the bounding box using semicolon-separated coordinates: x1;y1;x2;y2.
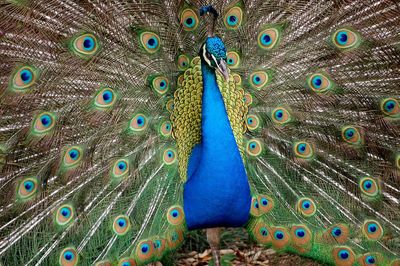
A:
212;55;229;81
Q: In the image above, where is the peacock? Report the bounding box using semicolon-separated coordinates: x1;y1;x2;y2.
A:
0;0;399;265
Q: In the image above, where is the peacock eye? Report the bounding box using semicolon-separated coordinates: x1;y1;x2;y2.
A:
226;51;240;69
258;27;280;50
163;148;177;165
94;88;116;109
18;177;38;200
177;54;190;71
180;8;199;31
332;247;355;265
206;52;212;60
332;28;360;49
359;177;379;197
294;141;314;159
308;73;333;93
111;159;129;178
56;204;74;226
246;139;263;157
139;31;161;54
63;146;83;168
12;66;38;90
72;33;99;57
246;114;260;131
60;247;78;265
151;76;169;95
33;112;56;135
249;70;271;90
224;6;243;29
135;240;155;262
380;98;399;117
166;205;185;225
271;107;291;125
362;220;383;240
113;215;130;236
297;197;316;217
341;126;362;145
295;228;306;238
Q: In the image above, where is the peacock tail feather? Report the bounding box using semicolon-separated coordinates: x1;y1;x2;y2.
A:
0;0;399;265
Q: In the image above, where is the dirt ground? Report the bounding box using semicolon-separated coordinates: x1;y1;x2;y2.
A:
176;247;324;265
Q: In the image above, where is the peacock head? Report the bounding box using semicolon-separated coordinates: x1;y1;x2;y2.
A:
200;36;229;80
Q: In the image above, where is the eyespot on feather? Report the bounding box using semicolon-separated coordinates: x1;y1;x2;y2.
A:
166;205;185;225
332;246;355;266
357;253;383;266
308;73;333;93
232;73;242;85
129;113;149;132
151;76;169;95
12;66;38;90
243;93;253;106
226;51;240;69
113;215;131;236
359;177;380;197
95;260;113;266
139;31;160;54
323;224;349;244
63;146;83;168
332;28;360;49
32;112;56;135
380;98;399;118
250;196;260;217
296;197;316;217
271;107;291;125
362;220;383;240
72;33;99;57
293;141;314;160
153;238;167;258
224;5;243;29
246;139;263;157
159;120;172;137
17;177;38;200
94;88;116;109
167;228;184;249
271;227;290;249
59;247;78;266
290;224;312;248
111;159;129;179
249;70;270;90
55;204;74;226
118;257;136;266
166;99;175;113
341;126;362;145
246;114;260;131
134;239;154;262
163;148;177;165
250;221;272;244
180;8;199;31
177;54;190;71
257;195;274;214
258;26;280;50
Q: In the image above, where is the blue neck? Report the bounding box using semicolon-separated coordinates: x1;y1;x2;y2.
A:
200;61;236;150
183;60;251;229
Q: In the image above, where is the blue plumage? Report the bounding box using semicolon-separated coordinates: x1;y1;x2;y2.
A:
184;54;251;229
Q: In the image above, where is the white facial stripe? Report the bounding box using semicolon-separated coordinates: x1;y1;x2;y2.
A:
202;44;211;66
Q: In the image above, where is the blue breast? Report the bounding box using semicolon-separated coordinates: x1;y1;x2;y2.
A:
183;62;251;230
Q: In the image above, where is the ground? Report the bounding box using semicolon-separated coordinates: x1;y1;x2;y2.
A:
175;228;325;266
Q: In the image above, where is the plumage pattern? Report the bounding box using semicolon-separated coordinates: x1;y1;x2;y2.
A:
0;0;399;265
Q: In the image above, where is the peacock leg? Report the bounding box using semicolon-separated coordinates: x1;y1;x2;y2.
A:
206;227;221;266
